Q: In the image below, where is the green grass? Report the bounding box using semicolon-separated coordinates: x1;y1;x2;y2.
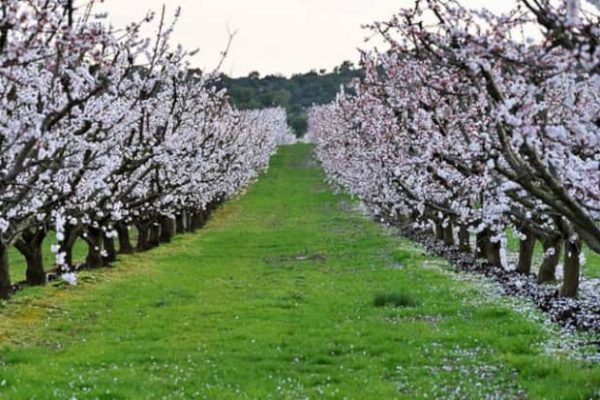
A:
0;144;599;399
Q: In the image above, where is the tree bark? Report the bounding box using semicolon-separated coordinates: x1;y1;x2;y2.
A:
458;225;471;253
148;223;161;248
435;220;445;241
517;230;537;275
0;243;12;300
175;214;186;234
103;236;117;265
485;236;502;267
136;223;150;251
560;238;581;298
116;223;134;254
160;217;174;243
475;230;489;259
443;222;454;246
84;227;104;269
15;227;47;286
60;223;81;268
186;212;195;233
538;237;562;283
192;212;206;231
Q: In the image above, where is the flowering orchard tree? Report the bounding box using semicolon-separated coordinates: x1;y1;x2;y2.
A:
310;0;600;297
0;1;288;299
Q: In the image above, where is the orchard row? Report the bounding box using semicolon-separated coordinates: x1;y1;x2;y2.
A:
0;1;294;298
309;0;600;298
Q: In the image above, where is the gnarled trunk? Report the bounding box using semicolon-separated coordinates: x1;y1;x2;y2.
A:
84;227;104;269
160;217;174;243
116;223;134;254
517;230;536;275
538;237;562;283
15;227;47;286
0;243;11;300
560;238;581;298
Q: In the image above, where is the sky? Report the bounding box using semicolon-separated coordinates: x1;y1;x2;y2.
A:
94;0;516;78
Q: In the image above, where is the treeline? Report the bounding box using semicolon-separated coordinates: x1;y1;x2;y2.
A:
216;62;361;135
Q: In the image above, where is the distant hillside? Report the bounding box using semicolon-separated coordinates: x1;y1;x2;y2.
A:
218;61;361;136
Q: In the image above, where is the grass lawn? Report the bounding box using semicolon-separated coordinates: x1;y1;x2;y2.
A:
0;144;599;399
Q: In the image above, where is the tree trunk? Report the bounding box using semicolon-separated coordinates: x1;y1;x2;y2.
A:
0;243;11;300
192;212;206;231
186;212;195;233
15;227;47;286
136;223;150;251
148;223;161;248
485;236;502;267
160;217;174;243
435;220;445;241
84;227;104;269
443;222;454;246
60;223;81;269
116;223;134;254
175;214;186;234
538;237;562;283
103;236;117;265
475;230;489;259
517;230;536;275
560;238;581;298
458;225;471;253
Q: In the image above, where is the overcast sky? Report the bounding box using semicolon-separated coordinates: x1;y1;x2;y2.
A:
94;0;516;78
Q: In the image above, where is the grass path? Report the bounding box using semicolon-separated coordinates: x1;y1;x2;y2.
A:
1;144;599;399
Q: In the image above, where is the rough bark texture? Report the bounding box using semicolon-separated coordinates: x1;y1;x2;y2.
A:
160;217;174;243
560;239;581;298
458;225;471;253
15;228;47;286
117;223;134;254
517;231;537;275
538;237;562;283
0;243;11;299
